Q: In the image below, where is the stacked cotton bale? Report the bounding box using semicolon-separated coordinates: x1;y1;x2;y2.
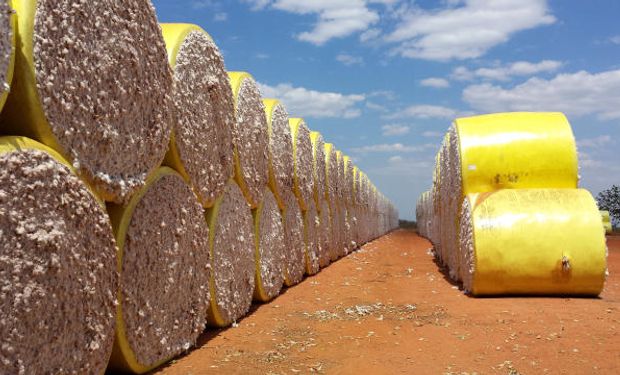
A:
229;72;269;209
601;210;612;234
160;23;234;207
0;137;117;374
206;181;255;327
418;112;608;296
416;191;432;238
0;0;174;203
107;168;210;373
263;99;293;209
253;188;285;302
460;189;606;295
282;188;306;286
0;0;15;112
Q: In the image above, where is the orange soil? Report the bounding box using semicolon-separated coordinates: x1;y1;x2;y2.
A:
153;231;620;375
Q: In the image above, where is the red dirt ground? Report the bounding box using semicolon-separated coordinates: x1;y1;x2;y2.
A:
154;231;620;375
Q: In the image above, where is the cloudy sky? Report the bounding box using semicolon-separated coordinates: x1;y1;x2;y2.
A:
153;0;620;220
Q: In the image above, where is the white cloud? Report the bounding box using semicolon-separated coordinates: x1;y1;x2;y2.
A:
214;12;228;21
381;124;410;136
610;35;620;45
245;0;381;45
420;77;450;88
463;68;620;120
385;0;555;61
388;155;403;163
422;131;443;138
577;135;614;149
387;104;458;119
259;82;365;119
453;60;562;82
255;53;270;60
366;101;388;112
336;53;364;66
352;143;434;153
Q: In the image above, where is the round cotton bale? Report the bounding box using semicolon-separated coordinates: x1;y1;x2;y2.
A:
253;188;285;302
0;0;15;112
206;180;255;327
324;143;337;204
334;150;344;203
228;72;268;209
0;136;117;374
443;113;579;282
0;0;174;203
160;24;234;208
601;210;612;234
317;196;332;268
281;188;306;286
310;131;326;205
107;168;210;373
289;118;314;211
342;156;354;205
263;99;293;210
303;197;320;275
460;189;607;296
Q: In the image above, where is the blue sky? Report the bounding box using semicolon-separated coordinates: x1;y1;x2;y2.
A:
153;0;620;220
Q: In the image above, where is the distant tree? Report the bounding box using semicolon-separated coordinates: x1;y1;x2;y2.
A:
597;185;620;227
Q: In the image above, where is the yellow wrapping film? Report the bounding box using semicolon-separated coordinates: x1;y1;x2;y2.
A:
601;210;612;234
204;178;234;328
159;23;213;206
465;189;607;296
228;71;261;208
0;0;16;111
455;112;578;195
289;117;309;210
107;167;182;374
263;98;285;209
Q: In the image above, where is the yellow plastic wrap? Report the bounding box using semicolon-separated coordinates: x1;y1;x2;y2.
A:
0;0;16;112
462;189;607;296
159;23;207;187
455;112;578;195
106;167;181;374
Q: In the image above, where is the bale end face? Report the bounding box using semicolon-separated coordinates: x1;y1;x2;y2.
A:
0;137;117;375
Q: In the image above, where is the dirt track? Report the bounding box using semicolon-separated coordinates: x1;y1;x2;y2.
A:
154;231;620;374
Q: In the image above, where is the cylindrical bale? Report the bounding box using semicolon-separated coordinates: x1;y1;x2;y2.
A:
0;0;15;112
310;131;326;206
348;205;360;250
335;150;344;203
281;187;306;286
342;156;354;206
448;113;578;282
206;180;255;327
0;136;117;374
0;0;174;203
289;118;314;211
263;99;293;210
303;196;320;276
317;196;332;268
107;168;210;373
460;189;607;296
228;72;268;209
253;187;285;302
160;24;234;208
324;143;337;204
601;210;612;234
